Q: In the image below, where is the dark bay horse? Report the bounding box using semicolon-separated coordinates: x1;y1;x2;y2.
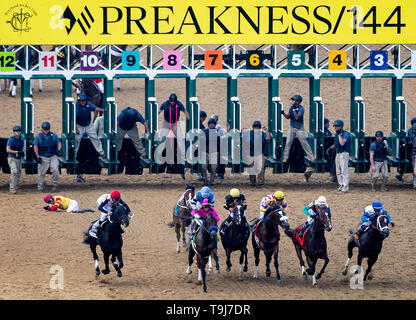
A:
79;78;103;122
252;207;289;283
186;213;219;292
220;198;249;278
83;205;130;277
284;206;332;286
172;186;195;253
342;213;390;281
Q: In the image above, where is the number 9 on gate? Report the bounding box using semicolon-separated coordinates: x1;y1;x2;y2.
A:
122;51;140;70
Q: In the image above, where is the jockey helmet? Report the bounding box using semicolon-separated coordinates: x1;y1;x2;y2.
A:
211;114;219;122
412;123;416;130
41;121;51;130
78;93;87;101
375;130;383;137
200;186;211;198
291;95;303;103
333;120;344;127
316;196;328;207
44;194;53;203
202;198;211;207
230;188;240;198
372;201;383;211
252;120;262;128
274;191;284;200
13;125;22;132
169;93;177;102
207;117;217;126
111;190;121;200
200;110;207;118
411;117;416;125
324;118;330;125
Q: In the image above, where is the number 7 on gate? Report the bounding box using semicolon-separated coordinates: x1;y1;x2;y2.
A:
204;50;223;70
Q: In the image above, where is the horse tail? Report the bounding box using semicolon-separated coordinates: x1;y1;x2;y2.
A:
83;232;92;245
284;228;294;238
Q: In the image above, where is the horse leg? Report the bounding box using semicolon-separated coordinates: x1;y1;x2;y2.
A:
364;256;378;281
213;250;220;274
243;245;248;272
342;239;356;275
316;253;329;280
90;243;100;276
175;222;181;253
273;244;282;283
226;248;232;272
111;252;123;277
102;252;111;275
294;244;307;280
200;258;208;292
264;249;272;277
355;253;364;275
308;258;318;286
186;247;195;274
181;222;187;248
252;237;260;278
208;256;213;273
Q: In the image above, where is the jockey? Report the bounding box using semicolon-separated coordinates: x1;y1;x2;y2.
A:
353;201;394;239
188;198;220;238
191;186;215;210
43;194;93;213
89;190;131;238
220;188;249;236
258;191;287;222
297;196;331;238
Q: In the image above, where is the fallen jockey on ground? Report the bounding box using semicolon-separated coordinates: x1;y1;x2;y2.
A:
43;194;94;213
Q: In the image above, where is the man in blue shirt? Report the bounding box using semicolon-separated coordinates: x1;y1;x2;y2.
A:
200;118;220;186
369;131;392;192
116;106;149;160
327;120;350;193
396;117;416;181
33;122;62;191
6;125;24;193
75;93;106;182
282;95;315;181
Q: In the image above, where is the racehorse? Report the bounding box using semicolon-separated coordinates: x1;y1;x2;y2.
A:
284;205;332;286
252;207;289;283
220;198;249;278
342;213;390;281
78;78;103;122
172;186;195;253
83;205;130;277
186;212;219;292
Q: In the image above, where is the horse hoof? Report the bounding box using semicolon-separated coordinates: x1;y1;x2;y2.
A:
216;270;220;275
276;279;282;284
102;269;110;275
226;267;231;272
302;273;307;280
243;266;248;272
315;273;322;280
96;270;100;276
342;269;348;276
266;271;271;277
118;271;123;277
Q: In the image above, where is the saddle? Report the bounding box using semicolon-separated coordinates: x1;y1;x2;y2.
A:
295;224;311;247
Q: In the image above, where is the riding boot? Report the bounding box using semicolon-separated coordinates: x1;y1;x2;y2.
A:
89;220;101;238
353;225;365;239
371;177;378;192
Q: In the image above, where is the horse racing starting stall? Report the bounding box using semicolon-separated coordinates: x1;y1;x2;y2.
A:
0;44;415;178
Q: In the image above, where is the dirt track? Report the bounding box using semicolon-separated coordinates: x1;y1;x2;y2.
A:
0;63;415;300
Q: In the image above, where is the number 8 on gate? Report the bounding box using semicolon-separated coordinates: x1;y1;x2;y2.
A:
163;51;181;70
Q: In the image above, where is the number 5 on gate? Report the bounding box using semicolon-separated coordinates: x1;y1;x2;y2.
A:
204;50;223;70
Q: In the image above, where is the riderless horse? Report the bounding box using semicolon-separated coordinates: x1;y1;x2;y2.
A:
342;213;391;281
284;205;332;286
220;197;250;278
252;207;289;283
186;212;219;292
172;185;195;253
83;205;131;277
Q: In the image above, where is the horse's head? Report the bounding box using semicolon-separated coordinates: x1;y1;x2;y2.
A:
111;205;130;228
269;207;289;229
375;214;389;238
231;198;243;226
184;186;195;211
205;213;219;243
315;205;332;232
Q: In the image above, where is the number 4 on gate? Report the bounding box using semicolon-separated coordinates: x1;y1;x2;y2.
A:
328;50;347;70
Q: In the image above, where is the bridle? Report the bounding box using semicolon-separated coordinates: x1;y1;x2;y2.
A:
372;214;389;234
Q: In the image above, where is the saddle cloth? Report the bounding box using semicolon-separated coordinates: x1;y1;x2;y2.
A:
295;224;311;247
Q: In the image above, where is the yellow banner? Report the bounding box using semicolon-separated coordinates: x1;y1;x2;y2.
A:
0;0;414;44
